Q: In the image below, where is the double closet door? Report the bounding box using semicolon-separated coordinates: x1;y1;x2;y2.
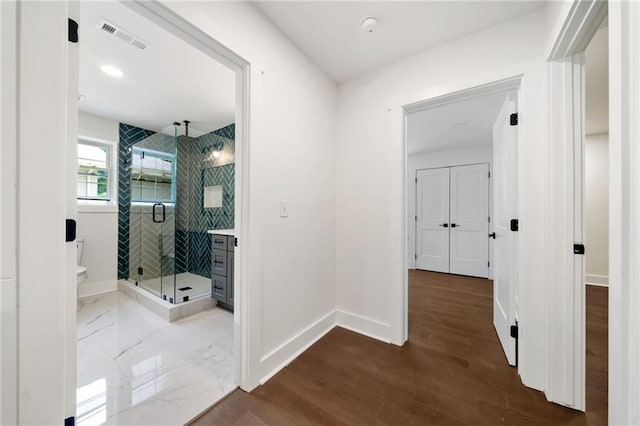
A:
416;163;489;278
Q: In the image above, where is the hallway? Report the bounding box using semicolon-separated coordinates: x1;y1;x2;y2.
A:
191;271;606;425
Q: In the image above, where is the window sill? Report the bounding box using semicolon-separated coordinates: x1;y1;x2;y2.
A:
78;203;118;213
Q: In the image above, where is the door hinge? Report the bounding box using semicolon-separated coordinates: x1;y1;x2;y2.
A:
488;216;491;223
511;321;519;367
415;254;417;260
66;219;76;242
415;177;417;183
573;243;585;255
138;267;143;276
510;113;518;126
488;261;490;267
415;216;417;221
510;219;519;232
68;19;78;43
488;171;491;178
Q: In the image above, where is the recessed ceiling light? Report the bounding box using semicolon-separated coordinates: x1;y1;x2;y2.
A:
361;16;378;33
101;65;123;78
452;122;467;128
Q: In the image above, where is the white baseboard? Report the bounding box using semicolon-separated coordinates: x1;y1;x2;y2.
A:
586;274;609;287
335;309;391;344
77;279;117;298
259;310;337;385
258;309;393;387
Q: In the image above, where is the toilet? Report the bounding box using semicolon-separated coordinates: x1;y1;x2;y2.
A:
77;237;88;284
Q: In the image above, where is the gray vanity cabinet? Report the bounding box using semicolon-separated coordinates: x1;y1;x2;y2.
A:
211;233;234;309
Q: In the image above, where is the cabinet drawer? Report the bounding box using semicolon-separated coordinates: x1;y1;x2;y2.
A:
212;249;228;276
211;235;228;250
211;274;226;301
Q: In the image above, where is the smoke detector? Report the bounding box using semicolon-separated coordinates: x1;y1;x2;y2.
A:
96;19;149;50
360;16;378;33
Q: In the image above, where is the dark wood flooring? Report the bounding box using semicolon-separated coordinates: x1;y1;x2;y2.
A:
190;271;608;425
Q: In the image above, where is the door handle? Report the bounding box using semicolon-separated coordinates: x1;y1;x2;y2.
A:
152;203;166;223
450;223;459;228
439;223;449;227
489;232;496;239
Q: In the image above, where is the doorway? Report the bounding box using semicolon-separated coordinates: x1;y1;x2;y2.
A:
405;82;521;367
72;1;250;424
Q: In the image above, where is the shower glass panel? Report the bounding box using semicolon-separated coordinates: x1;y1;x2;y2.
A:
129;122;227;304
130;124;177;302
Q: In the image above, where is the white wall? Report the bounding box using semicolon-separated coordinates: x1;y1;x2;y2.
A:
407;146;492;270
162;2;337;389
77;112;119;296
584;133;608;286
336;10;552;391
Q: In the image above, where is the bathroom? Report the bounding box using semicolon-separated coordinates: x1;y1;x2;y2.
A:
74;1;239;424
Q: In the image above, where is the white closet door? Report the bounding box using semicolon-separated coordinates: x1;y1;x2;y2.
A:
416;168;450;273
449;164;490;278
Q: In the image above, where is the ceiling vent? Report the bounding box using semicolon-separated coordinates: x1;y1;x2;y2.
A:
96;19;149;51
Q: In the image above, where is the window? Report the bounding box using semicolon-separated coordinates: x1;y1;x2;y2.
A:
131;147;175;203
77;140;111;201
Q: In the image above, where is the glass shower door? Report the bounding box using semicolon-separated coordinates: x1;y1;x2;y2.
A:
130;126;177;302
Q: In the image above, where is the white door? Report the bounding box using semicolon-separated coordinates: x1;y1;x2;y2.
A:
416;168;450;273
450;164;489;278
492;96;519;366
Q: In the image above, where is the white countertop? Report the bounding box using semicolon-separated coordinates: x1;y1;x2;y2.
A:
207;229;235;236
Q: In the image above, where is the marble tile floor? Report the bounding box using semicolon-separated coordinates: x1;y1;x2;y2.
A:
76;291;235;425
136;272;211;303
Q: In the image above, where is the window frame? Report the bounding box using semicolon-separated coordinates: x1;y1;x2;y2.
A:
77;136;118;210
130;146;177;204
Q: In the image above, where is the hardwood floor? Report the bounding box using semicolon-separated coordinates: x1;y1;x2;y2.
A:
190;271;608;425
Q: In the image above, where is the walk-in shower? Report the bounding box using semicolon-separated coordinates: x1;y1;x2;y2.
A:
127;121;235;303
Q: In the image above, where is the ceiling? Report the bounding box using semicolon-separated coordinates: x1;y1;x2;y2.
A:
79;1;235;133
253;1;547;82
406;92;509;155
585;23;608;135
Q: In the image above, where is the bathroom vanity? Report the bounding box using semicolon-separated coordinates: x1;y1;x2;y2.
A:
208;230;234;309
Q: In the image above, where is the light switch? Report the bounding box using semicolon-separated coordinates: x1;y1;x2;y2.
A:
280;200;288;218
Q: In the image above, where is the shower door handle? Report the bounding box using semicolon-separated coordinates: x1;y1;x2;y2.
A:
152;203;166;223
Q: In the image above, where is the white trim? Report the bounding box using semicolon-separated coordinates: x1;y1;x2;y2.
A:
392;75;521;349
546;0;610;412
608;2;640;424
547;0;608;61
585;275;608;287
259;311;336;385
335;310;391;344
123;1;254;391
77;280;117;298
77;204;118;213
257;309;392;386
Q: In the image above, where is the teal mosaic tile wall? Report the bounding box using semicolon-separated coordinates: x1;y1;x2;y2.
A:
118;123;235;282
118;123;155;279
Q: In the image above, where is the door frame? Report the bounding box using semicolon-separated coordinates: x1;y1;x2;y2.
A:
547;0;640;421
123;1;252;391
546;0;606;412
392;76;522;346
